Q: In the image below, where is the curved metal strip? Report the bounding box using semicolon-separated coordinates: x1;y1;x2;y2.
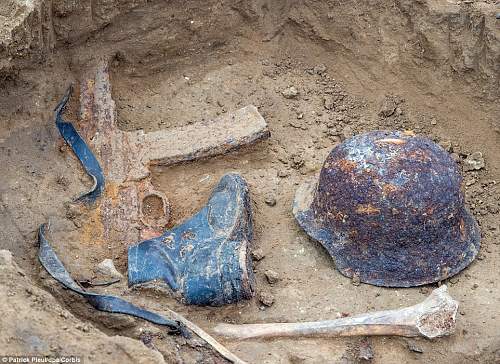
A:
54;86;105;203
38;224;181;332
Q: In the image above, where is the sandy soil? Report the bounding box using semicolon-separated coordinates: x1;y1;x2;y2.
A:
0;0;499;363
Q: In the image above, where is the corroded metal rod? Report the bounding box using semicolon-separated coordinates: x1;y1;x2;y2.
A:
214;286;458;340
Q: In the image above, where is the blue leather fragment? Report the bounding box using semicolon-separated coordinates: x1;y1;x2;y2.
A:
38;224;182;332
54;86;105;203
128;173;255;306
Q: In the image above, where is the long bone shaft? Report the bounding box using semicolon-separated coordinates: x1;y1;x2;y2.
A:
214;286;458;340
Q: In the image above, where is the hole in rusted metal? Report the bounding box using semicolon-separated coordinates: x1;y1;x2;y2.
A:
142;194;165;220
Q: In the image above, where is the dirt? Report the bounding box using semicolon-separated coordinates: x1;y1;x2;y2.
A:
1;0;499;363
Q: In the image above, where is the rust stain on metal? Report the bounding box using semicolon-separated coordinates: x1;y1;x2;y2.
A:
336;159;357;173
356;204;381;215
382;183;398;194
65;61;268;265
294;130;481;287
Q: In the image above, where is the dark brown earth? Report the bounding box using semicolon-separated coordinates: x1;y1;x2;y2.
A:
1;1;499;363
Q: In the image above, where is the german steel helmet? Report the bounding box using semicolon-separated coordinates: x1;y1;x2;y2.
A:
293;130;480;287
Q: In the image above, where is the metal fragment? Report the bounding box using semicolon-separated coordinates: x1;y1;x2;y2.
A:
293;130;480;287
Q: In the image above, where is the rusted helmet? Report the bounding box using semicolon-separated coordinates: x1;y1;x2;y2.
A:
293;130;480;287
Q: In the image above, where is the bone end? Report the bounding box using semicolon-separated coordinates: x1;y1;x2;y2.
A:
416;285;458;339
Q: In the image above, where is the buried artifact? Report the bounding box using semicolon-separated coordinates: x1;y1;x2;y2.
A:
52;61;265;306
66;61;268;250
293;130;480;287
128;173;255;306
214;286;458;340
38;224;247;364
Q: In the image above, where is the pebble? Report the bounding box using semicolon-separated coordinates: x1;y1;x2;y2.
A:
277;169;290;178
450;153;460;162
358;339;374;361
282;86;299;99
96;259;123;279
352;274;361;286
56;175;70;187
465;177;476;186
290;154;305;169
342;125;354;139
258;292;275;307
251;248;265;261
407;341;424;353
264;194;277;206
419;287;430;295
265;270;280;284
378;97;397;117
439;140;452;152
463;152;485;171
323;96;335;110
313;64;327;75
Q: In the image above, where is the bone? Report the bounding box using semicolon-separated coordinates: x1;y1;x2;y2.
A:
214;286;458;340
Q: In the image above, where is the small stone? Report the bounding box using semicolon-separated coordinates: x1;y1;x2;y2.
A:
265;270;280;284
395;107;403;116
472;283;479;290
407;341;424;353
323;96;335;110
342;125;354;139
336;312;350;318
290;154;304;169
439;140;452;152
465;178;476;186
378;96;397;117
449;277;459;284
251;248;265;261
313;64;327;75
419;287;430;295
430;118;437;126
277;169;290;178
56;175;70;187
352;274;361;286
258;292;275;307
282;86;299;99
463;152;485;171
96;259;123;279
450;153;460;162
0;250;13;266
358;339;374;361
264;194;277;206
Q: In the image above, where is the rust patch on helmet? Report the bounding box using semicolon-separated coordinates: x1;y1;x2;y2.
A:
336;159;357;173
356;204;380;215
408;149;431;162
382;183;398;194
